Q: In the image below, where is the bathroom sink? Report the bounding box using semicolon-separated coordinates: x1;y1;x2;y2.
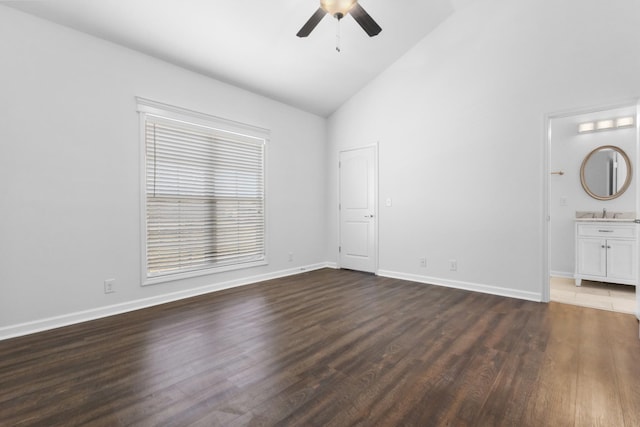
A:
575;211;636;222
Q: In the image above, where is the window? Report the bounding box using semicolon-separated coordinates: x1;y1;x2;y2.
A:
138;98;267;285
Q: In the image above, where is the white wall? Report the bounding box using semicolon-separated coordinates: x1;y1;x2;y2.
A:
326;0;640;300
0;6;327;336
549;106;637;277
5;0;640;338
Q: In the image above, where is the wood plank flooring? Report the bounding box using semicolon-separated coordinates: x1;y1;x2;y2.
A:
1;268;639;426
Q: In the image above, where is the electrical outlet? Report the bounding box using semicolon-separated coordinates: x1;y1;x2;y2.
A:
449;260;457;271
419;257;427;267
288;252;294;262
104;279;115;294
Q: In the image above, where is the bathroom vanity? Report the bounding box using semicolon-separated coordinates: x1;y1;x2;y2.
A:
568;143;639;333
574;219;638;287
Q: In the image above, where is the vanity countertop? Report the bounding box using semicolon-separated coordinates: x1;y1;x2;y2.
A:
575;211;636;222
574;218;637;222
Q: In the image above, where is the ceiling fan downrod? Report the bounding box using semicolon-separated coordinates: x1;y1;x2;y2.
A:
335;12;343;52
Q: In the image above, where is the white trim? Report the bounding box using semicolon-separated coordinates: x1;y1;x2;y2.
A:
544;98;640;121
542;112;551;303
374;142;380;275
377;270;542;302
636;101;640;321
136;97;270;140
550;270;574;279
0;262;332;341
143;260;269;286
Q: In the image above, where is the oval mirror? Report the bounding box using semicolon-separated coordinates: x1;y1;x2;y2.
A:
580;145;632;200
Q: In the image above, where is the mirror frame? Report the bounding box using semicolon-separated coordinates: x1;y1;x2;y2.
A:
580;145;632;201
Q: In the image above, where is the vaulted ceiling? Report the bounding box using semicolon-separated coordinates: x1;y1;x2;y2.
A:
3;0;475;116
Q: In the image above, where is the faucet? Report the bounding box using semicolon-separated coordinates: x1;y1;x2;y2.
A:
602;208;607;218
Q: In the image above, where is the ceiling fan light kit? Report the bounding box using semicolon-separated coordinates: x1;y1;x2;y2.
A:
320;0;357;16
296;0;382;50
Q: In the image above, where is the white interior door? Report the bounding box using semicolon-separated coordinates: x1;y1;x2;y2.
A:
339;146;377;273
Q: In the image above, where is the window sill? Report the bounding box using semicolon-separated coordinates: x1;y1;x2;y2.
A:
142;259;268;286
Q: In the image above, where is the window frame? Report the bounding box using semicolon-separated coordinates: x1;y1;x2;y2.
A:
137;97;269;286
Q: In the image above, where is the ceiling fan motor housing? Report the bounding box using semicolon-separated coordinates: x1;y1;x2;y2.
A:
320;0;357;17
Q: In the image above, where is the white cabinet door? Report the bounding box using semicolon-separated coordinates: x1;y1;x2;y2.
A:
574;222;638;289
577;238;606;277
607;239;636;281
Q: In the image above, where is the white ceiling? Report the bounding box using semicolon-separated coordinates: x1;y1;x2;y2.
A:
3;0;474;117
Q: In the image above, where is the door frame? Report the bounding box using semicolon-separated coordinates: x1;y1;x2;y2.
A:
338;143;379;273
543;98;640;304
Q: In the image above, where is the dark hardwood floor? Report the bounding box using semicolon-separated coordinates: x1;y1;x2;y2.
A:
1;268;639;426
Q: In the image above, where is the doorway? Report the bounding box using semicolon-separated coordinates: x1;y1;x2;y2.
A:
546;101;638;314
339;145;378;273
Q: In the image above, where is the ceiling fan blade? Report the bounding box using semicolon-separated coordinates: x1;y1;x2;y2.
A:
349;3;382;37
297;7;327;37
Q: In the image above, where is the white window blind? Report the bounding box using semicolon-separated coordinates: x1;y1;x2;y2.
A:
140;104;266;282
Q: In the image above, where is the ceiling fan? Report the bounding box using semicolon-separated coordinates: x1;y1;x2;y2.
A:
297;0;382;43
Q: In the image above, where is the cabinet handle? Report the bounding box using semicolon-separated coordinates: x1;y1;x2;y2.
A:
598;229;613;233
607;245;611;249
601;245;606;248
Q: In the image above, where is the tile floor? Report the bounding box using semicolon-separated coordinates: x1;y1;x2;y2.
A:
550;276;636;314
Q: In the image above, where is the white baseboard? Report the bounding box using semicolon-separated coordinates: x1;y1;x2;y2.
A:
550;270;574;279
0;262;333;341
377;270;542;302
